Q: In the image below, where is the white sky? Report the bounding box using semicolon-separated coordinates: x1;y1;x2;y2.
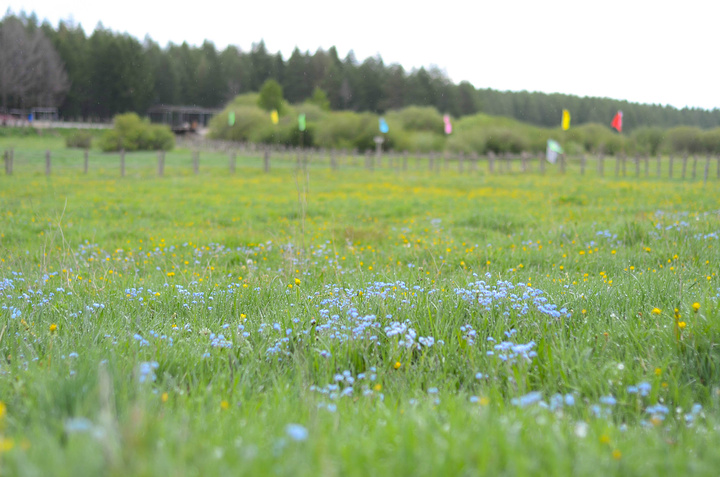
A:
6;0;720;110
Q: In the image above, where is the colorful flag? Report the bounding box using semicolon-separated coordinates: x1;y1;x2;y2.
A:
546;139;563;164
271;110;279;125
379;117;389;134
228;111;235;126
562;109;570;131
298;113;306;132
443;114;452;135
611;111;623;133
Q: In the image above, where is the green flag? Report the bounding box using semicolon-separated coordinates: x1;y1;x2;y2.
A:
546;139;563;164
228;111;235;126
298;113;306;132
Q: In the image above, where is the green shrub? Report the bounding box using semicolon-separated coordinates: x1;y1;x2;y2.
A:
146;124;175;151
65;130;93;149
565;123;626;154
257;79;285;113
446;129;486;154
208;106;269;142
315;112;378;151
631;127;664;155
664;126;704;154
701;128;720;154
99;113;174;152
485;128;528;154
386;106;444;134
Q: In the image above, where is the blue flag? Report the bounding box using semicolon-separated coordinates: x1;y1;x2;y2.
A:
379;117;389;134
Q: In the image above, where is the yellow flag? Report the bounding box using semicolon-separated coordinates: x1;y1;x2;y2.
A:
562;109;571;131
271;110;279;125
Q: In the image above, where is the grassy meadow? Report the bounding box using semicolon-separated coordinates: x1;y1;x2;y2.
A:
1;133;720;475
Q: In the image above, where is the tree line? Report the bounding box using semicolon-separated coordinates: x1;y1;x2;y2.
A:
1;12;719;132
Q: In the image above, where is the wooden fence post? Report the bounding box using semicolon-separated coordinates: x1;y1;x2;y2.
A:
614;154;620;177
656;154;661;177
45;150;51;176
489;152;496;174
229;152;236;174
158;150;165;176
3;150;7;175
263;148;270;173
644;155;649;177
330;149;337;171
539;152;544;175
470;152;478;172
634;154;640;177
621;154;627;177
598;153;604;177
120;149;125;177
704;154;710;185
9;148;12;174
681;154;688;180
83;149;89;174
669;155;674;178
692;154;698;180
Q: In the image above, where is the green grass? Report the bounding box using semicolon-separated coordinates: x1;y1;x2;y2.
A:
1;136;720;475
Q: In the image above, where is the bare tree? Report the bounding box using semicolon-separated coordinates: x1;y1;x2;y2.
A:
0;15;69;111
28;29;70;107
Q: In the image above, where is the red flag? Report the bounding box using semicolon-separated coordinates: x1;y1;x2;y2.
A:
611;111;623;133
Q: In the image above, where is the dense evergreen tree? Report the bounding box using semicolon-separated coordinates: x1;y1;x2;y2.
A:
3;11;719;131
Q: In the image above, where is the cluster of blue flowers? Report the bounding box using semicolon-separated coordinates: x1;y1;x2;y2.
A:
490;339;537;363
455;275;570;320
138;361;159;383
509;391;575;409
310;368;382;411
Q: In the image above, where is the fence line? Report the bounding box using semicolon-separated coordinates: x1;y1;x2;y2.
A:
3;145;720;183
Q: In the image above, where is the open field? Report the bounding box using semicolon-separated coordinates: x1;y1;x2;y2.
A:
1;136;720;475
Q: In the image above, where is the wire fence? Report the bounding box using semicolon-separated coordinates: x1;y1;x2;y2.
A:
3;140;720;184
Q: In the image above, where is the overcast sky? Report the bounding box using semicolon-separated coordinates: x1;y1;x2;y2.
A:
6;0;720;110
